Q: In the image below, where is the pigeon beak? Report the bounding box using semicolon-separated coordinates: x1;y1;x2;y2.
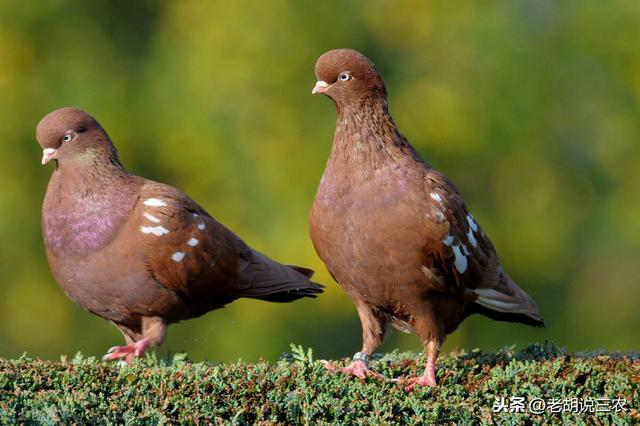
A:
312;80;330;95
41;148;58;165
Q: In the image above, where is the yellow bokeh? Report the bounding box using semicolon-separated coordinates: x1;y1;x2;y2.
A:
0;0;638;361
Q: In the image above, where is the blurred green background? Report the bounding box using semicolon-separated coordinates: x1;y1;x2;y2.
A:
0;0;638;362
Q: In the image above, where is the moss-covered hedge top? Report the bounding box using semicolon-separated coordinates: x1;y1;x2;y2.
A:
0;342;638;425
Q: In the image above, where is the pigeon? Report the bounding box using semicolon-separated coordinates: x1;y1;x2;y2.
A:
37;107;323;362
310;49;543;389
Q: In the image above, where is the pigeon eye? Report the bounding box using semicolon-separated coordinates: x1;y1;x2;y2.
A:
62;132;74;143
338;72;351;82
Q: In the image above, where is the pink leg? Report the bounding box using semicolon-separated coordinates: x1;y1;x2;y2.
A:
404;340;439;391
323;301;388;380
102;317;166;363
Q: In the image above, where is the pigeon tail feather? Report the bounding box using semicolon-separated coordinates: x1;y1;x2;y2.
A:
472;271;544;327
288;265;315;278
241;250;324;303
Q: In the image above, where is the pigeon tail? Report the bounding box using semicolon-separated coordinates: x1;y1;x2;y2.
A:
251;284;323;303
241;250;324;303
471;271;544;327
288;265;314;278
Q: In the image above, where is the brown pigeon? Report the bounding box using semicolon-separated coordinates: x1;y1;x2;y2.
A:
310;49;543;389
38;107;323;362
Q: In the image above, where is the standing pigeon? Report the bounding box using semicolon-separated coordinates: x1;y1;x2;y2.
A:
310;49;543;389
38;107;323;362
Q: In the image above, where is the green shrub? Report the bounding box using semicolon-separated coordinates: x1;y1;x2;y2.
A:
0;342;637;425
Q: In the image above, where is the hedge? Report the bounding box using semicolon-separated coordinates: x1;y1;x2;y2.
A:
0;342;638;424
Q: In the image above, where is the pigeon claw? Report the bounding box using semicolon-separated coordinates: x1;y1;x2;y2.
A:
403;373;437;392
106;346;117;354
102;339;150;362
342;359;369;379
102;346;134;361
320;360;338;372
323;359;385;381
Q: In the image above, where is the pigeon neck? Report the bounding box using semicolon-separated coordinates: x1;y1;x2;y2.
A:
332;97;420;168
55;148;129;187
44;151;134;257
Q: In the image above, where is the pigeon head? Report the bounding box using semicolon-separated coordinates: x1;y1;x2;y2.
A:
36;107;117;166
312;49;387;108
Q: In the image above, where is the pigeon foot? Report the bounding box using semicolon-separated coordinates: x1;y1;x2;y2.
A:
322;359;385;380
402;371;437;391
102;338;150;362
